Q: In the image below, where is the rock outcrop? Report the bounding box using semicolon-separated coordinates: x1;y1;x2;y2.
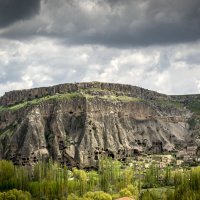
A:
0;82;198;168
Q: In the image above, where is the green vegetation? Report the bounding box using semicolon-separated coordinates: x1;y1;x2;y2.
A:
0;106;5;112
80;87;104;93
187;100;200;115
1;158;200;199
0;124;16;140
0;128;13;140
0;159;139;200
150;99;183;110
81;87;143;102
0;189;31;200
141;167;200;200
100;95;142;102
188;117;197;130
0;90;143;114
84;93;142;102
185;100;200;130
0;92;83;113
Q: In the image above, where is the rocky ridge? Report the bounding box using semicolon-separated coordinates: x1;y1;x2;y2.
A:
0;82;199;168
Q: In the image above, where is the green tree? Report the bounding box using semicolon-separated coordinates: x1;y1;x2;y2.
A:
0;160;15;190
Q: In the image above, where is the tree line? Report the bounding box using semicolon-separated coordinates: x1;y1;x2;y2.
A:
0;158;200;199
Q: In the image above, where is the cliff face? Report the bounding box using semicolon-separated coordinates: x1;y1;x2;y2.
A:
0;82;167;106
0;82;197;168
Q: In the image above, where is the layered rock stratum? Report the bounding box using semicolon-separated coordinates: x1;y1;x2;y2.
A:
0;82;200;168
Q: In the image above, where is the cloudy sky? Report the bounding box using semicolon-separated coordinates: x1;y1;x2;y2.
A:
0;0;200;96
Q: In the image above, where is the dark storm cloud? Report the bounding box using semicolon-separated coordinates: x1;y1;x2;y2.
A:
1;0;200;96
0;0;200;47
0;0;41;28
72;0;200;47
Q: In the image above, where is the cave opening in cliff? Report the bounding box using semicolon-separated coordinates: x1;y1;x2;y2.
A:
108;152;115;159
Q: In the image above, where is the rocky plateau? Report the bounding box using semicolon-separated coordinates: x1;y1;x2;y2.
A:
0;82;200;168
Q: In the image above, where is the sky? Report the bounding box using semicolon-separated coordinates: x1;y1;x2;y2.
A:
0;0;200;96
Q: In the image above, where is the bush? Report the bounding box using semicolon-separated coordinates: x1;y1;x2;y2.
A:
119;188;132;197
84;191;112;200
0;189;31;200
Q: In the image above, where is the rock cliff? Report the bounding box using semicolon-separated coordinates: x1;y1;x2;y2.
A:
0;82;199;168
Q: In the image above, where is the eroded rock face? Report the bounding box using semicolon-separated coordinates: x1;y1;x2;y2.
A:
0;82;196;168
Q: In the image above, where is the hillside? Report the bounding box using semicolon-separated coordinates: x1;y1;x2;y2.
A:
0;82;199;168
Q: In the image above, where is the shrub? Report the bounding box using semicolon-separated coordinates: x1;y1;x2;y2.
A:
84;191;112;200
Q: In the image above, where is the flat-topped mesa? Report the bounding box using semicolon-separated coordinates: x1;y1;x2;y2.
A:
0;81;197;168
0;82;168;106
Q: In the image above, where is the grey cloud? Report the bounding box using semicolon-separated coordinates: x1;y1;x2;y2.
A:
0;38;200;96
0;63;23;84
155;53;171;72
0;0;200;47
1;0;200;97
0;0;41;28
178;54;200;66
